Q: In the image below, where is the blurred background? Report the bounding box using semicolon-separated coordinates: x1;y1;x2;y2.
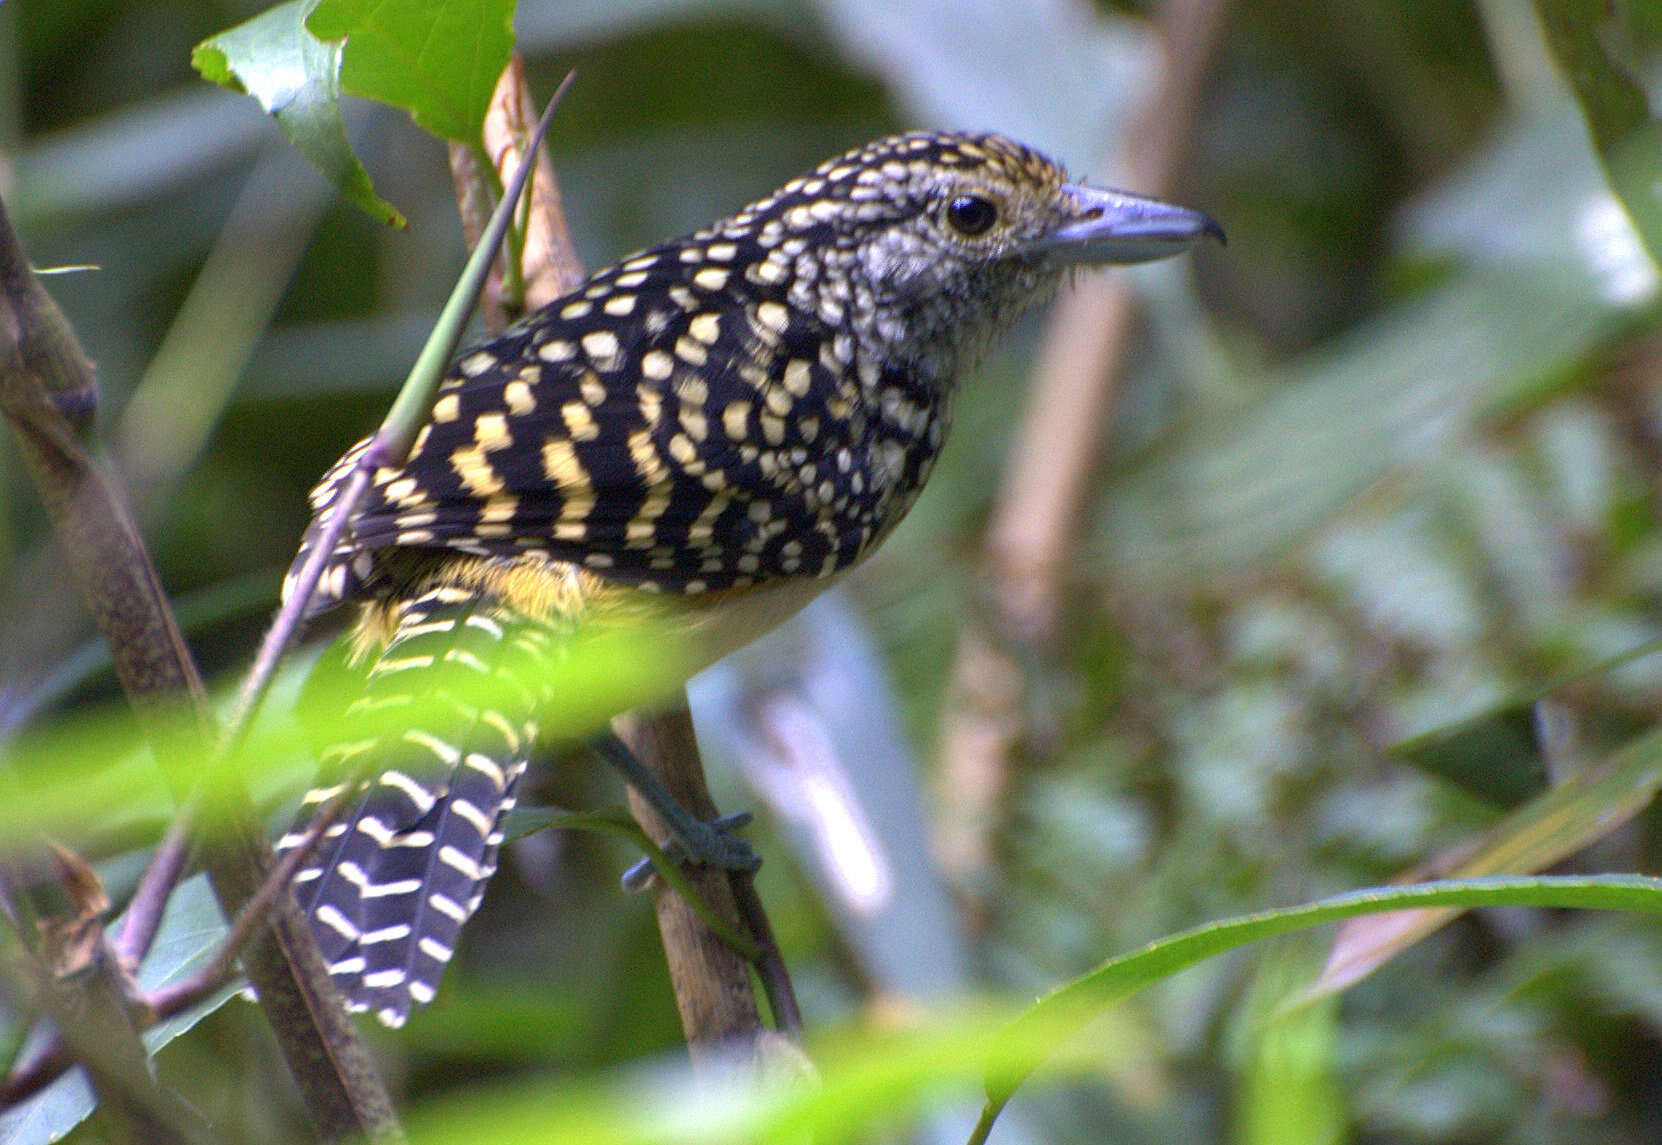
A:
6;1;1662;1142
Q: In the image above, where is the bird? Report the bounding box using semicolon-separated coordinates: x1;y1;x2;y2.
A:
275;129;1221;1026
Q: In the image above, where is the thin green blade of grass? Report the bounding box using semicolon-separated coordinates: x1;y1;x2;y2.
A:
1312;722;1662;998
982;874;1662;1120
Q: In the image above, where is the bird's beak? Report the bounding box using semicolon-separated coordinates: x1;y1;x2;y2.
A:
1027;183;1225;265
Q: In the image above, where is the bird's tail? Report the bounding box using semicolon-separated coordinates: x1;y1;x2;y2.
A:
278;582;555;1027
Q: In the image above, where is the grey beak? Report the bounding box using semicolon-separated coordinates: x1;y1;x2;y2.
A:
1029;183;1225;265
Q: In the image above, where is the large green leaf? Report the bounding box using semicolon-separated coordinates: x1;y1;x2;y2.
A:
377;876;1662;1145
977;875;1662;1131
1314;723;1662;997
306;0;516;144
193;0;404;226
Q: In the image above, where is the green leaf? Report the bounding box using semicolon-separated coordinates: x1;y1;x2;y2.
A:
1237;945;1345;1145
1536;0;1662;268
306;0;517;144
1314;723;1662;997
388;876;1662;1145
192;0;404;226
984;875;1662;1112
1394;700;1549;807
0;876;234;1145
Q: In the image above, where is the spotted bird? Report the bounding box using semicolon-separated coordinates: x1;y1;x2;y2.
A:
277;130;1221;1026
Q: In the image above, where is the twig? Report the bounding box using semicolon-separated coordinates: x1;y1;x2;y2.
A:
0;856;209;1144
220;76;574;757
1;794;347;1111
729;870;802;1036
0;182;401;1141
615;706;766;1066
477;62;793;1061
480;54;586;309
0;1040;71;1109
113;794;199;967
934;0;1231;892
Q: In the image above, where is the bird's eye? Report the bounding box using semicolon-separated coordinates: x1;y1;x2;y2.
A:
945;195;998;236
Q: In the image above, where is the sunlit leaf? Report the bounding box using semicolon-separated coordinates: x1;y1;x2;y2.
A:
306;0;516;144
1237;945;1345;1145
192;0;404;226
1536;0;1662;266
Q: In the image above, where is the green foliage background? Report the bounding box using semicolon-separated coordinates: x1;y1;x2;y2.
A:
5;1;1662;1143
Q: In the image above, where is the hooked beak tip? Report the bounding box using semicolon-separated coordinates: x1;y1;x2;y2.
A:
1035;184;1225;265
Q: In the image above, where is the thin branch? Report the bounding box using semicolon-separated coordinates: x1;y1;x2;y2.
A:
480;54;586;307
729;870;802;1036
934;0;1231;892
113;795;199;967
615;706;767;1067
219;76;573;757
1;798;344;1113
0;187;401;1141
0;856;209;1144
465;62;794;1061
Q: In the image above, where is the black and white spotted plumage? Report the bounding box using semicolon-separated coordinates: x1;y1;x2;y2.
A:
280;130;1219;1024
279;584;557;1026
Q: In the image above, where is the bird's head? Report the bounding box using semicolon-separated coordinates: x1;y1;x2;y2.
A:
705;130;1222;383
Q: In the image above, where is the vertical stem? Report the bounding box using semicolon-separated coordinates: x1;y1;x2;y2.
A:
614;705;764;1063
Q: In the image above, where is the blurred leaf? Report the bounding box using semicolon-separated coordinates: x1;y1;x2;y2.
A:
192;0;404;226
0;875;233;1145
1237;946;1345;1145
1102;74;1654;591
1099;268;1623;587
1395;701;1549;807
306;0;515;144
0;609;690;846
813;0;1153;164
1536;0;1662;266
1314;724;1662;998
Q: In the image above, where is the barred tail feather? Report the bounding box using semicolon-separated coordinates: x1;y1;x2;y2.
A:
280;585;550;1027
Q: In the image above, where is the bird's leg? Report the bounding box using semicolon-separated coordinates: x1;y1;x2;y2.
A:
590;730;761;879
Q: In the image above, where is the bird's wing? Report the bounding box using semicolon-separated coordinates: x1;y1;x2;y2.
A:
304;254;893;605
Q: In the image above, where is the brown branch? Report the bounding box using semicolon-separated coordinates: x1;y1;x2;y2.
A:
481;54;587;309
1;797;348;1111
0;191;401;1141
450;55;585;327
729;867;803;1036
0;853;210;1144
934;0;1231;892
615;706;767;1065
113;797;198;967
460;61;791;1063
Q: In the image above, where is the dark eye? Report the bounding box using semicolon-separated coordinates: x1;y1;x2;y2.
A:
945;194;998;236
